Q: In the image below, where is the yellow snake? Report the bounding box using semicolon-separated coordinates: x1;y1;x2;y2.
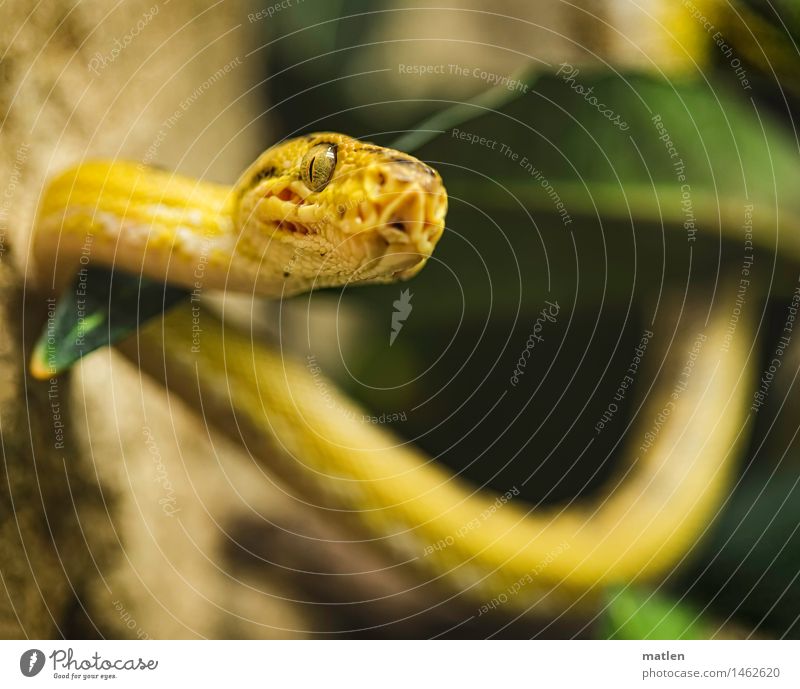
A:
31;133;754;617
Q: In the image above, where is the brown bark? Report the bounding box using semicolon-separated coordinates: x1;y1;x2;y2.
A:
0;0;310;639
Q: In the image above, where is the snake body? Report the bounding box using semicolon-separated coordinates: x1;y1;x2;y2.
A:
32;134;754;615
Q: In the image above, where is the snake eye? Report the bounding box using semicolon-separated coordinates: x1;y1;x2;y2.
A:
301;143;337;192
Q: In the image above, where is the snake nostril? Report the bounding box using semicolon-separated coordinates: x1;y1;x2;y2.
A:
386;192;424;230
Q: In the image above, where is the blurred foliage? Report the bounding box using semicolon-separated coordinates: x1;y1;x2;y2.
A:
33;268;187;377
602;586;710;640
680;467;800;638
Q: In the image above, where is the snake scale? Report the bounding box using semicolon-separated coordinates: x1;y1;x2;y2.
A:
31;133;754;616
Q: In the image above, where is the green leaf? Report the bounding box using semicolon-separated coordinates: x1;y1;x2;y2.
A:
391;66;536;154
342;69;800;327
603;585;711;640
426;70;800;256
31;267;188;378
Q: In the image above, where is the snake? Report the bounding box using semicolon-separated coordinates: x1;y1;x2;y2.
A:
30;132;755;618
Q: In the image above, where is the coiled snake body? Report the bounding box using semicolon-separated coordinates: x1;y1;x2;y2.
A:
32;134;753;617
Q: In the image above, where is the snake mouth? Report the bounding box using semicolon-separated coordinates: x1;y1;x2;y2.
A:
265;179;445;246
263;185;445;285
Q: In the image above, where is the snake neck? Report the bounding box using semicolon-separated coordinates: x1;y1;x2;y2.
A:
35;160;237;291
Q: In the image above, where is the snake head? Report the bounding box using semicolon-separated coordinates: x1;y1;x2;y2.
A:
234;133;447;296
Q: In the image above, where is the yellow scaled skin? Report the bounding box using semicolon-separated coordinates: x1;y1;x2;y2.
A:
33;132;753;616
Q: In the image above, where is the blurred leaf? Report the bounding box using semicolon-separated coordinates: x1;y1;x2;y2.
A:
603;585;711;640
421;70;800;260
31;268;187;378
391;67;536;153
345;70;800;332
